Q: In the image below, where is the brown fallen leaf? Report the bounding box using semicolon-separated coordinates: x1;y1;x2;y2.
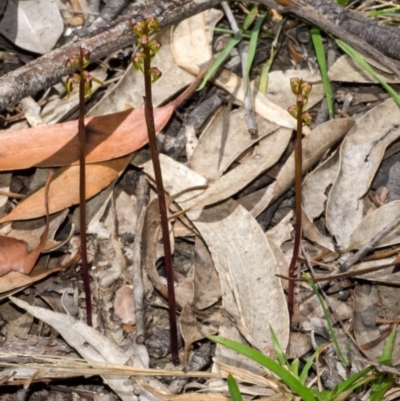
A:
0;158;128;223
0;74;203;171
0;172;52;274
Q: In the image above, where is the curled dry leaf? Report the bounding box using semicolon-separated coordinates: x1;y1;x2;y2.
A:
326;99;400;249
190;127;291;209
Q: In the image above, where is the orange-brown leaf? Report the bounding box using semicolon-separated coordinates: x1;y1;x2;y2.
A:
0;158;128;223
0;76;202;171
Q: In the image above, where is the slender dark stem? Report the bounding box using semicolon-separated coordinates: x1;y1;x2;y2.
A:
142;47;179;365
78;62;92;327
287;99;304;320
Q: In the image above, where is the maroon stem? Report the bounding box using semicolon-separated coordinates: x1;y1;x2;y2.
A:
79;65;92;327
143;47;179;365
287;99;304;320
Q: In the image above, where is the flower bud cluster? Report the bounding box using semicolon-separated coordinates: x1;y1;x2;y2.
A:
132;17;162;83
65;47;103;98
287;77;313;126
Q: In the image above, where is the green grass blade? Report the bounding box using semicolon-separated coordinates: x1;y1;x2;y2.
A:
269;325;288;367
243;6;258;30
379;326;396;365
304;274;348;366
209;336;317;401
370;373;396;401
246;13;267;79
311;27;334;119
290;358;300;378
299;348;319;385
335;39;400;106
330;366;375;397
197;33;242;91
227;374;244;401
369;326;397;401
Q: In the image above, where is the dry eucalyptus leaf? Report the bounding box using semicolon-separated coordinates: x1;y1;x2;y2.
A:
347;200;400;250
0;159;128;223
326;99;400;249
189;107;278;181
266;211;293;247
328;55;400;84
171;9;223;75
9;297;143;401
302;150;340;221
142;155;289;369
0;0;63;54
190;126;291;209
353;284;400;361
239;118;354;217
264;69;324;111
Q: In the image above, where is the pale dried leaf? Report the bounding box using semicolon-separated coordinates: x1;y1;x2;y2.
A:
189;127;291;209
302;151;340;220
0;0;63;54
266;211;293;247
348;200;400;250
171;9;223;75
328;55;400;83
302;210;335;252
326;99;400;248
264;69;324;110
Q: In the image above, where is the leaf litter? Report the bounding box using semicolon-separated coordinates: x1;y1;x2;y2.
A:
2;3;400;401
